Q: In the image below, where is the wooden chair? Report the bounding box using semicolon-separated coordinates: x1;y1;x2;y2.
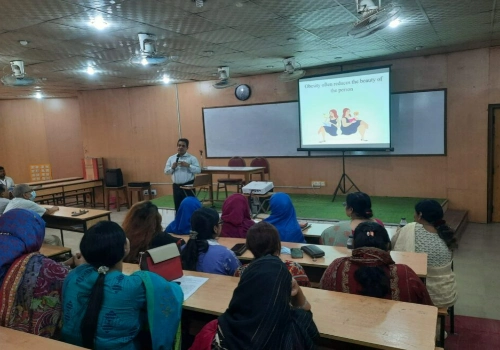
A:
250;157;270;180
104;185;130;211
216;157;246;200
181;174;211;203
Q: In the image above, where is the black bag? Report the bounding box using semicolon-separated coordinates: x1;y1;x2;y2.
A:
301;245;325;259
105;168;123;187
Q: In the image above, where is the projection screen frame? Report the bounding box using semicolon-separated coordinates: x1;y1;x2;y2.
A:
202;88;447;159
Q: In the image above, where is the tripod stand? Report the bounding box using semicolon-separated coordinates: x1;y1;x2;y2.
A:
332;151;360;202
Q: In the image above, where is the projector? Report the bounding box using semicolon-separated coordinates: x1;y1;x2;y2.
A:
242;181;274;195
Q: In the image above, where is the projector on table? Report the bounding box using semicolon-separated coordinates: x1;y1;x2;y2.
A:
242;181;274;195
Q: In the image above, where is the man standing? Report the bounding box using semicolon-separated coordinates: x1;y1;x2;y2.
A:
0;166;15;192
164;138;201;211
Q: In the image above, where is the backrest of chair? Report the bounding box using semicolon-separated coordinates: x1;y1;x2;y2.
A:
193;174;211;186
250;157;270;174
228;157;246;167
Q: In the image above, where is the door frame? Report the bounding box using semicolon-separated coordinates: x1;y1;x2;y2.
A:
487;104;500;223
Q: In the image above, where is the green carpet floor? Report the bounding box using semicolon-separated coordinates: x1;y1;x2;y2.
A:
151;193;446;224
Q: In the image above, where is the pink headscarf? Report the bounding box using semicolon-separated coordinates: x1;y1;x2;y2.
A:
220;194;255;238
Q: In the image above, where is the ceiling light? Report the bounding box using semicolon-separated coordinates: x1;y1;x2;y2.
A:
287;38;297;42
141;57;148;66
87;66;95;75
90;16;108;30
389;18;401;28
162;75;170;84
35;92;42;99
204;50;214;56
19;40;28;46
195;0;204;7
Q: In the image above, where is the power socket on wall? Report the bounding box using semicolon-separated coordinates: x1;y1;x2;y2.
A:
311;181;326;187
143;189;157;196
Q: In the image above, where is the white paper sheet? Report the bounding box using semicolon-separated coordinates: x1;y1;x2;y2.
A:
173;276;209;301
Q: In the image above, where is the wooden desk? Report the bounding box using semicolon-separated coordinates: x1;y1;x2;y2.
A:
216;237;427;278
27;177;83;187
42;205;111;246
35;179;103;207
121;264;437;350
201;166;265;203
40;244;71;258
302;222;399;243
0;326;85;349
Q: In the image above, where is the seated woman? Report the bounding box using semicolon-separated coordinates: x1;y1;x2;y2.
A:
165;196;201;235
0;209;70;337
61;221;183;349
234;221;311;287
190;255;319;350
391;199;458;308
181;207;241;276
320;222;432;305
320;192;383;247
264;193;305;243
123;201;185;263
220;193;255;238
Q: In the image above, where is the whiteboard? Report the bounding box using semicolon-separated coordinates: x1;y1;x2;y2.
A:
202;89;446;158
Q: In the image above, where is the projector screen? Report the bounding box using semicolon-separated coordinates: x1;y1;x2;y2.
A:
298;66;391;150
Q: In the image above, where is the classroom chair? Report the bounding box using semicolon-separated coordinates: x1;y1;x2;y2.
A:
250;157;270;181
216;157;246;200
104;185;130;211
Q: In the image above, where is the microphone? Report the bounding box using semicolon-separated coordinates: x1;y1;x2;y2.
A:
174;154;180;171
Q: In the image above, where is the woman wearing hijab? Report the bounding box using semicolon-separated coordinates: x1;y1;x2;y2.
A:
181;207;241;275
190;255;319;350
0;209;71;337
62;221;183;349
264;193;305;243
123;201;185;263
166;196;202;234
320;222;432;305
220;193;255;238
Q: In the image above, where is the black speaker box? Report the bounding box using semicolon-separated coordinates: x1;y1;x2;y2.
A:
105;169;124;187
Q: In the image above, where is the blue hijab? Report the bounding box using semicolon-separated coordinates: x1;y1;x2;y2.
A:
264;193;305;243
166;197;202;234
0;209;45;284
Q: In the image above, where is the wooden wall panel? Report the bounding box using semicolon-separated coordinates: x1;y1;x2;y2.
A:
76;48;496;222
0;98;81;183
42;98;83;179
79;85;179;188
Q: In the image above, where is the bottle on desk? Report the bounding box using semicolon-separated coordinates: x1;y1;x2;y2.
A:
399;218;408;227
347;234;354;249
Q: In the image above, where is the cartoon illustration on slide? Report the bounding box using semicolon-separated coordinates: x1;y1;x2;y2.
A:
317;109;340;142
340;108;369;141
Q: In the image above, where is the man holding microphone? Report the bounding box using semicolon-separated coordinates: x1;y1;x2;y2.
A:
164;138;201;211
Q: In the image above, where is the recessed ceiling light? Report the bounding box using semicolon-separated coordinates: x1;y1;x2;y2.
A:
122;85;126;87
87;66;95;75
204;50;214;55
141;57;148;66
89;16;108;30
235;2;243;7
287;38;297;42
35;92;42;99
389;18;401;28
162;75;170;84
19;40;28;46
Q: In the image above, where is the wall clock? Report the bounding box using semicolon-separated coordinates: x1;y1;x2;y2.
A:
235;84;251;101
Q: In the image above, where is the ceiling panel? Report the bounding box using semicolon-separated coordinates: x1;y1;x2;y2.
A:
0;0;498;99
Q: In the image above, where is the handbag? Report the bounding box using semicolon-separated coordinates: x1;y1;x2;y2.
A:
139;243;183;281
300;245;325;259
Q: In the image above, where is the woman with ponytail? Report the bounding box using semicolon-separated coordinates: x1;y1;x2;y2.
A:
181;207;241;275
320;192;384;247
391;199;458;308
61;221;183;349
320;222;432;305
